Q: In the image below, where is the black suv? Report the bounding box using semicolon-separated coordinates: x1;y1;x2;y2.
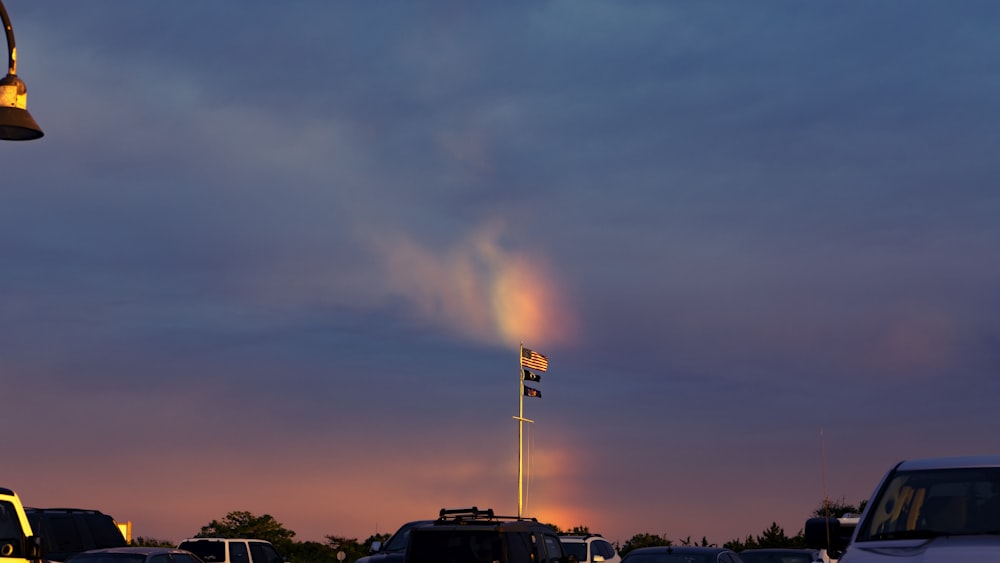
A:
406;508;570;563
25;508;127;562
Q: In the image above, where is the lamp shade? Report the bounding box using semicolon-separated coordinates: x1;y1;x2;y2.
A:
0;106;43;140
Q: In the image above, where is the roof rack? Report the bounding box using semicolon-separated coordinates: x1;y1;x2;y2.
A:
436;507;534;523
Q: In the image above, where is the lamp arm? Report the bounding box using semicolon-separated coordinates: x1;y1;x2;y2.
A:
0;0;16;75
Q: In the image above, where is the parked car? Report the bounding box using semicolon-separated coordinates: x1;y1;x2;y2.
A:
406;507;568;563
0;487;44;563
737;549;820;563
25;508;127;562
357;520;433;563
805;455;1000;562
176;539;285;563
620;546;744;563
559;534;620;563
65;547;203;563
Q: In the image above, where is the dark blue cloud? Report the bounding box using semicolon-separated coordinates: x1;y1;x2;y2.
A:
4;0;1000;546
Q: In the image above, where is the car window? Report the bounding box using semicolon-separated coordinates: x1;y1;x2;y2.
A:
0;502;21;541
383;528;411;552
594;541;614;559
230;542;250;563
542;535;563;563
408;530;503;563
562;543;586;561
172;554;202;563
507;530;533;563
150;554;172;563
85;515;126;547
47;514;83;553
250;543;283;563
533;532;553;563
178;541;226;563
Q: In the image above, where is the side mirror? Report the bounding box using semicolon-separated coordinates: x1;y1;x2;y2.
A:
370;541;383;554
25;536;44;561
805;517;848;556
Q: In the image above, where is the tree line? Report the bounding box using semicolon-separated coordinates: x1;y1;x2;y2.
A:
133;498;865;562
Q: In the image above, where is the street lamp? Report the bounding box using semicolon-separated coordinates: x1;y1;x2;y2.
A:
0;0;42;140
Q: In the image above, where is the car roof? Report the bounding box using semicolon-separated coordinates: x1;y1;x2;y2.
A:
896;455;1000;471
740;549;817;553
26;507;111;514
624;547;730;555
424;520;550;532
179;539;269;543
76;548;194;555
422;507;554;533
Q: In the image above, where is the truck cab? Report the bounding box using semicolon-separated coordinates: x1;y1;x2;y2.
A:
0;488;43;563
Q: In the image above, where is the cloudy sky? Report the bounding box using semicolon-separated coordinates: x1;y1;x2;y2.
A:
4;0;1000;548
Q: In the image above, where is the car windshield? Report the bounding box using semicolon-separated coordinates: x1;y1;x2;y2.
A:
623;554;712;563
0;502;22;539
856;467;1000;541
384;523;421;552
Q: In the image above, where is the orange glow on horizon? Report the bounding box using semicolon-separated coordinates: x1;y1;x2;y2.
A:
520;446;593;533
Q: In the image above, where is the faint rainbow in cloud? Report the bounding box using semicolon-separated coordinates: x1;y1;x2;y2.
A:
491;253;571;348
364;220;576;348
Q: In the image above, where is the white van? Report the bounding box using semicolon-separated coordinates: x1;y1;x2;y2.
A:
806;456;1000;562
177;539;285;563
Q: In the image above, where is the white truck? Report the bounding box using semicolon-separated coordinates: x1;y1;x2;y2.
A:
0;488;43;563
805;456;1000;562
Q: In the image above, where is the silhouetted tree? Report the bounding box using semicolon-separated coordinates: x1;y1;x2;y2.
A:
814;497;866;518
197;511;296;550
755;523;793;548
283;540;339;563
724;523;807;551
619;533;672;556
324;534;368;563
723;534;756;551
677;537;712;547
132;537;174;547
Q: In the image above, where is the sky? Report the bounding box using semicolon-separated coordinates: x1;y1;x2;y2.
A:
3;0;1000;550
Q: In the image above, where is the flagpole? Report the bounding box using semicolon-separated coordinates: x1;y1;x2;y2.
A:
518;342;524;518
514;343;537;519
513;343;534;518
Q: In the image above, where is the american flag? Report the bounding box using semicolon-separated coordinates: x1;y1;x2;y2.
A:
520;346;549;372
